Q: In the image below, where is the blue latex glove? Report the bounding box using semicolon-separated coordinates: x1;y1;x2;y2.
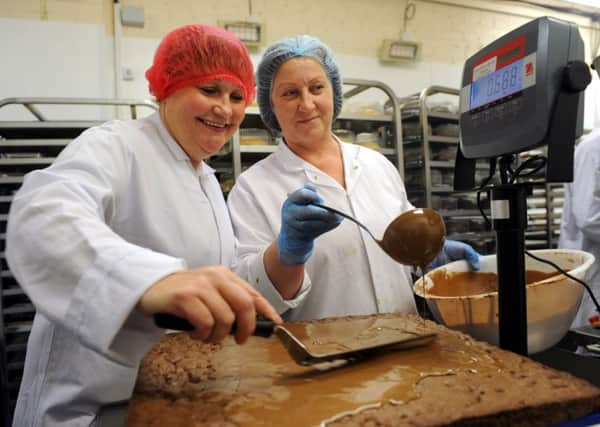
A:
277;183;343;265
431;239;480;270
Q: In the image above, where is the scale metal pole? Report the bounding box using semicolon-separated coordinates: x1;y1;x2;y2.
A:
491;184;529;355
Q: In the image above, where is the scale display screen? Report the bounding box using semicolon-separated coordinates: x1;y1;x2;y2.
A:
458;16;585;175
470;58;524;110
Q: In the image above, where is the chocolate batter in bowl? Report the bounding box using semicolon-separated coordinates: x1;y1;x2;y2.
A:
413;249;595;353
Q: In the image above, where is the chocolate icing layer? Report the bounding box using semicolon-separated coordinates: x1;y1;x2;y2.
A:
127;314;600;427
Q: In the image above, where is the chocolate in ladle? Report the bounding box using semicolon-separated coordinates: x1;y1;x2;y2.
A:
315;205;446;271
380;208;446;272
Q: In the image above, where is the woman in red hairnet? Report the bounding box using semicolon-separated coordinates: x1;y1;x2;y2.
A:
6;24;281;426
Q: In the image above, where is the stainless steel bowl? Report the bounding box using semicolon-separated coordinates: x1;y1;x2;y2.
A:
414;249;595;354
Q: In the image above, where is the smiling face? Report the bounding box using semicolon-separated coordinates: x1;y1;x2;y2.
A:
271;57;334;149
160;80;246;168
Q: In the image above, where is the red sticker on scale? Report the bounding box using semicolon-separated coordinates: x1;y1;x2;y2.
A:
525;62;534;76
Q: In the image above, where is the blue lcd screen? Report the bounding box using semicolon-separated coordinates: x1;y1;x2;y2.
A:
470;58;524;110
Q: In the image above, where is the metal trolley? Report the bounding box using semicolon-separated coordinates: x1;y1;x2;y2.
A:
0;97;157;424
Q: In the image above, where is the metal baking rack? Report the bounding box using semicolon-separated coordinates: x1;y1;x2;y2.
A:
0;97;157;422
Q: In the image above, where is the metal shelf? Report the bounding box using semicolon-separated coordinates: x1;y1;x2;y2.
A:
428;135;458;144
0;139;71;146
3;323;32;335
0;177;24;184
440;209;487;217
1;288;25;298
5;343;26;354
428;111;459;121
0;158;56;166
3;304;35;316
448;231;496;241
239;145;277;154
337;112;392;122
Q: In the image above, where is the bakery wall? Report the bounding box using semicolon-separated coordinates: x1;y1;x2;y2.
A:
1;0;599;127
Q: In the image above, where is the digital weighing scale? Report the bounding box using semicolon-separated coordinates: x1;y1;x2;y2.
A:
455;16;592;357
454;16;600;397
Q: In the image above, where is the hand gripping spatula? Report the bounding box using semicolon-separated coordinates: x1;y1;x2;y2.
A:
154;313;436;366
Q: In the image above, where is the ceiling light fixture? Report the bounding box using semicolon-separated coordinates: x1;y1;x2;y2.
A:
378;1;420;63
221;21;262;47
379;40;420;62
220;0;263;49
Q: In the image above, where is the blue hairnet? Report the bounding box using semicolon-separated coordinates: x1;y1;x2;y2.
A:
256;35;343;136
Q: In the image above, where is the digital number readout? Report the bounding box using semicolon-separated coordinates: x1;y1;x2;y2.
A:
470;58;523;110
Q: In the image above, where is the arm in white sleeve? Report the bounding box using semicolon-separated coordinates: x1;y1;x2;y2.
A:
228;176;311;315
6;136;184;363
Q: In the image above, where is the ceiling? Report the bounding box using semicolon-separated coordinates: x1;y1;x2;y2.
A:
513;0;600;18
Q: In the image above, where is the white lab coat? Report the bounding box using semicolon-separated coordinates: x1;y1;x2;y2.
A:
228;139;417;321
559;127;600;328
6;112;234;426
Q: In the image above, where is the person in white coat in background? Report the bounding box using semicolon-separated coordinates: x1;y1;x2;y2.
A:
559;124;600;328
227;35;480;322
6;24;281;427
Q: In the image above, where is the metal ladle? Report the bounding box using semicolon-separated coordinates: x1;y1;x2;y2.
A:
314;204;446;270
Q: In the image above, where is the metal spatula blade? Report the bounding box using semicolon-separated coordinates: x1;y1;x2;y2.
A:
153;313;436;366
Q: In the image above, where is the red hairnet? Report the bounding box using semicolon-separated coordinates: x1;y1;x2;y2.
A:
145;24;255;104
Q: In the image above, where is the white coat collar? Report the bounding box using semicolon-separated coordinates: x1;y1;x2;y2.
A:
273;135;363;192
148;112;215;177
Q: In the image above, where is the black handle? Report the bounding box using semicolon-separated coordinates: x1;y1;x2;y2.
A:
153;313;276;338
313;203;379;243
154;313;195;331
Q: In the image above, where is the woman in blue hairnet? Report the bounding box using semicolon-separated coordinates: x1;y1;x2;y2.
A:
6;24;280;426
227;35;479;321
